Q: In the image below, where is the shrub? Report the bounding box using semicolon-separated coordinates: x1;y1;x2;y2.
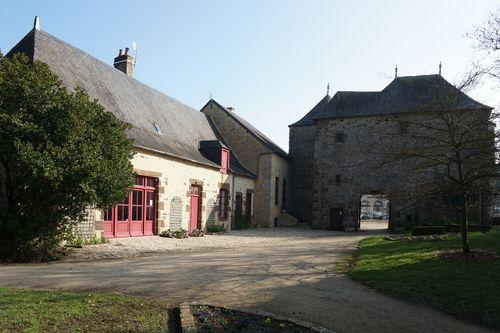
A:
189;229;205;237
0;54;135;261
411;225;447;236
159;229;188;239
67;234;108;248
207;224;226;233
234;216;251;229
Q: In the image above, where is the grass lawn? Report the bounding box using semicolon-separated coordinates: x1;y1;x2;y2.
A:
0;288;169;332
349;229;500;330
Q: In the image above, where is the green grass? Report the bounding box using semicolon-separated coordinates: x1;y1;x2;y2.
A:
349;229;500;330
0;288;169;332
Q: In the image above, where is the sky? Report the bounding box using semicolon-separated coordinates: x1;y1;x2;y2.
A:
1;1;499;151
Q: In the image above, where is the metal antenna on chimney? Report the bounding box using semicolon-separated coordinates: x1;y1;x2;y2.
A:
132;42;139;67
33;16;40;30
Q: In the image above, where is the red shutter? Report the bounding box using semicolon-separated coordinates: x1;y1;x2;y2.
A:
221;148;230;174
219;189;229;219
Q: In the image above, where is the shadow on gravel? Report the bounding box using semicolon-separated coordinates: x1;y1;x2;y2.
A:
167;307;182;333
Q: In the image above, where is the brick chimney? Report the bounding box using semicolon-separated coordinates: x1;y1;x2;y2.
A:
113;47;134;76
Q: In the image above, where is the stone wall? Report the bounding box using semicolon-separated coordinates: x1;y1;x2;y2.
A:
253;153;290;227
312;115;417;230
201;102;270;175
288;125;315;224
201;101;290;227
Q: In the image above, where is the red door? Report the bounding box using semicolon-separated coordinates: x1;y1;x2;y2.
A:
103;176;157;238
114;197;130;237
144;190;155;235
189;186;201;231
130;189;144;236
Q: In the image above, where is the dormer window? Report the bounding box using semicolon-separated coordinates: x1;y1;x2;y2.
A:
221;148;230;174
153;123;163;135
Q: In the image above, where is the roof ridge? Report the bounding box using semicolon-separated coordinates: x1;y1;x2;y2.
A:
206;99;288;156
33;29;199;114
20;27;225;167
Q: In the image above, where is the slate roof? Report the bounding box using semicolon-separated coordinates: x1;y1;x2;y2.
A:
291;75;492;125
7;28;253;173
203;99;288;157
289;94;331;127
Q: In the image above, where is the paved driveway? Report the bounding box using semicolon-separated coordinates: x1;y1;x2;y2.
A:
0;229;491;333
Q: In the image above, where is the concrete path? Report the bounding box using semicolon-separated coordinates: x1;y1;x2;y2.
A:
0;229;492;333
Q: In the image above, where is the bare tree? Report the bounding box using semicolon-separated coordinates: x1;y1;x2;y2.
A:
384;81;497;254
467;7;500;84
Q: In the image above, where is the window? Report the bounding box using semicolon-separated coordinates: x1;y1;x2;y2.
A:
131;189;143;221
335;174;341;185
245;191;252;219
399;123;409;135
335;132;345;143
153;123;163;135
221;148;230;174
219;188;229;220
103;207;113;221
282;179;287;211
275;177;279;205
235;193;243;219
373;200;384;212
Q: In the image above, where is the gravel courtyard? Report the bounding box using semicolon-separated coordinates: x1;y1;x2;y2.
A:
66;228;348;262
0;228;491;333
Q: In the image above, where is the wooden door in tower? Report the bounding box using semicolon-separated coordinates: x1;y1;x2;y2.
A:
330;208;343;230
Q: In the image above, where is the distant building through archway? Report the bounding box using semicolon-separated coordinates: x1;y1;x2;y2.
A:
360;194;389;230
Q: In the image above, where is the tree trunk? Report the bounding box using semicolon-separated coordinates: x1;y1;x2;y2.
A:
461;199;470;254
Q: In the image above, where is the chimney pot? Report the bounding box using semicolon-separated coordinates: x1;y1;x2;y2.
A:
114;48;134;77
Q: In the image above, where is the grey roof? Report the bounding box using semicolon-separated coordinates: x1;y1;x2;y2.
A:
203;99;288;157
292;75;492;124
7;28;232;168
290;94;331;127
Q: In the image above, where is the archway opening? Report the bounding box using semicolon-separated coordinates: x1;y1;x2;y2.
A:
359;194;389;231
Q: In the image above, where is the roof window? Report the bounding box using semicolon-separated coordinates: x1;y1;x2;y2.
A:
153;123;163;135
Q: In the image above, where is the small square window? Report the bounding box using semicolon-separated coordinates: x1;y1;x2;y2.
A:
335;174;341;185
335;133;345;143
399;123;409;135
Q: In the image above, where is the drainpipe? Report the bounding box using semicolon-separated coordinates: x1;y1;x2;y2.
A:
231;171;237;230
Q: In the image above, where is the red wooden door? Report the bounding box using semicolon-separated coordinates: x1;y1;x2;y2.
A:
115;197;130;237
144;190;155;235
189;186;201;231
130;189;144;236
103;207;114;238
102;175;157;238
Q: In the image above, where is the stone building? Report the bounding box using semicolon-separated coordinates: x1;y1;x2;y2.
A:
201;100;296;227
5;20;290;238
289;75;492;230
360;195;389;220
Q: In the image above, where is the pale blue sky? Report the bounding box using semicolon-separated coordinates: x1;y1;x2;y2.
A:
1;1;498;150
